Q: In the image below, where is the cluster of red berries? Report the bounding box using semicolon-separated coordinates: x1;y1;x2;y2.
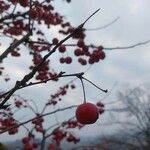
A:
14;99;23;108
0;0;10;12
62;120;84;129
52;129;80;145
66;132;80;144
29;52;50;81
47;144;58;150
0;117;18;135
49;72;60;81
28;42;50;52
52;130;67;144
29;3;63;26
59;56;72;64
59;26;86;39
32;116;45;133
22;136;38;150
47;84;75;106
75;40;105;65
57;39;105;66
11;0;29;7
4;26;23;36
29;7;43;20
11;50;20;57
4;19;27;36
89;46;105;63
29;50;60;81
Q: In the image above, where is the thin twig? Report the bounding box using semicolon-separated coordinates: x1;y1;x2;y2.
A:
79;78;86;103
14;72;84;90
0;32;31;62
82;77;108;93
104;40;150;50
86;17;119;31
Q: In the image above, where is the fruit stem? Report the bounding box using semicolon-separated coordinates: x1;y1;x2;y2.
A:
82;77;108;93
83;8;100;24
79;78;86;103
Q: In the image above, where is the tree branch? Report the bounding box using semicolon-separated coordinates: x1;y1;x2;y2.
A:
0;32;31;62
0;9;100;109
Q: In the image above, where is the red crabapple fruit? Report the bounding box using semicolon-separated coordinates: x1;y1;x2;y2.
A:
75;102;99;124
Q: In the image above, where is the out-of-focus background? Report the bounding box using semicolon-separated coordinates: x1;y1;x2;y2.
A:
0;0;150;149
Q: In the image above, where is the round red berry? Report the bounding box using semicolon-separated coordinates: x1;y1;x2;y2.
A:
65;57;72;64
22;136;30;144
77;39;85;48
74;49;82;56
75;102;99;124
99;51;105;60
58;45;66;53
59;57;65;63
52;38;59;44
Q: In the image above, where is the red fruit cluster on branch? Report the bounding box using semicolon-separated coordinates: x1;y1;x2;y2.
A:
29;52;50;81
4;20;27;36
47;83;76;106
22;136;38;150
48;118;83;147
73;40;105;65
47;144;55;150
11;50;21;57
22;136;30;144
32;116;44;126
59;56;72;64
0;117;18;135
11;0;29;7
32;116;45;133
14;99;23;108
52;128;80;145
59;26;86;39
78;58;87;65
0;0;10;12
89;46;105;63
66;132;80;144
52;129;67;144
61;119;84;130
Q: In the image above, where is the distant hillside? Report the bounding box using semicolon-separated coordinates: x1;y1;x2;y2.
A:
3;136;101;150
3;132;140;150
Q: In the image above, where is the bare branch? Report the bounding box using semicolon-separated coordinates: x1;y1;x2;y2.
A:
0;32;31;62
104;40;150;50
27;39;150;51
86;17;119;31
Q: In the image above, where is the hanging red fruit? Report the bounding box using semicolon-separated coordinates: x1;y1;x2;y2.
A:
75;102;99;124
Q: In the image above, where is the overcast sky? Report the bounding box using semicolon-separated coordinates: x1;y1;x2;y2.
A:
0;0;150;142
